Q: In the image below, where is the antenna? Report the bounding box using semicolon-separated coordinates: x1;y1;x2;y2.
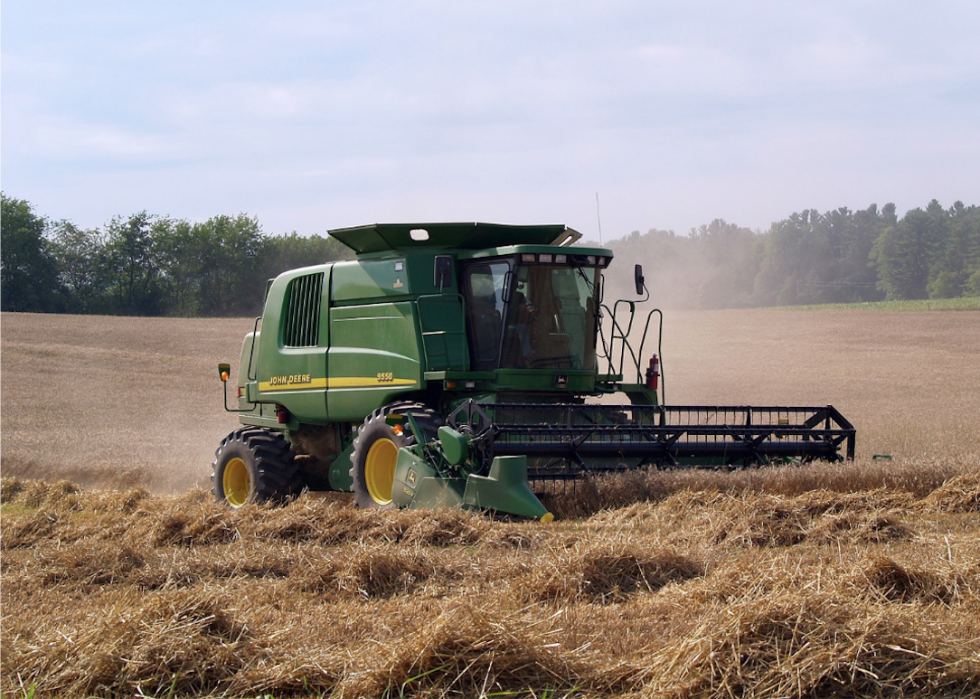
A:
595;192;603;246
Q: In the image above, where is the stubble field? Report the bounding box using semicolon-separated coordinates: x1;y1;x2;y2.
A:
2;309;979;698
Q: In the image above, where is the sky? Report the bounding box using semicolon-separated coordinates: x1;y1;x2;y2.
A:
2;1;979;242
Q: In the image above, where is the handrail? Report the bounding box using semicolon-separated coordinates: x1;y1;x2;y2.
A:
247;316;261;382
596;301;665;402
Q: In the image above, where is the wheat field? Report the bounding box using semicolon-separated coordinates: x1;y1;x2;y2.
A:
2;309;979;698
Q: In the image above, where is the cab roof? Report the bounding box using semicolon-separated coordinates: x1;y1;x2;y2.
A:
328;222;582;254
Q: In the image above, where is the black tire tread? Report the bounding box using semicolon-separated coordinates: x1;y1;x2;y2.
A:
348;402;442;510
211;427;300;506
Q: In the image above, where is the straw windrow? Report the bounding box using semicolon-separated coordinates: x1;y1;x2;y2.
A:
3;465;978;698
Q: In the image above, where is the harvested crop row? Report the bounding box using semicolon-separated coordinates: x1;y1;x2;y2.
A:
2;469;979;698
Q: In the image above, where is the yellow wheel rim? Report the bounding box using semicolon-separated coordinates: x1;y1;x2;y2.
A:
365;438;398;505
223;457;251;508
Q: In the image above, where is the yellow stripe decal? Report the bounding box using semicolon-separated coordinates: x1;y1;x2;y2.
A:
328;377;418;388
259;377;417;391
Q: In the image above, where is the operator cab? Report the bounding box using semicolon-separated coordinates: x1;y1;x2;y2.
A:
461;252;609;372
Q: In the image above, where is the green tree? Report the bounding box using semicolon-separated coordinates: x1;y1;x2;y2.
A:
822;205;885;303
48;220;109;313
965;204;980;297
154;218;201;316
754;206;885;307
871;201;946;300
263;231;354;278
194;214;267;316
1;193;65;312
754;209;823;306
928;201;980;298
967;268;980;297
103;212;163;314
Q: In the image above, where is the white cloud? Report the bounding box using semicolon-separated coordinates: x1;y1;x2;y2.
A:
2;0;979;237
7;114;181;162
629;43;750;96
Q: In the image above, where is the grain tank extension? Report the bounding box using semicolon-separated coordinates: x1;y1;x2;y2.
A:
214;222;855;520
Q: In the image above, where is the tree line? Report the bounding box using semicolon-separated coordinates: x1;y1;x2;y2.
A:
1;193;352;316
2;193;978;316
602;200;980;308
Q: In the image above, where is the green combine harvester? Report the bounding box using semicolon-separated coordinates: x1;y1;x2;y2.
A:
214;223;855;520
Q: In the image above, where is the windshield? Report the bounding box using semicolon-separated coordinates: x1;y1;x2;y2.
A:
463;261;599;371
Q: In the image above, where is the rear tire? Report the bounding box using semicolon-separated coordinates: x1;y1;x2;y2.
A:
212;428;300;508
349;402;441;510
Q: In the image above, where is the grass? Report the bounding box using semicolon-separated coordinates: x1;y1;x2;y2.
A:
779;296;980;312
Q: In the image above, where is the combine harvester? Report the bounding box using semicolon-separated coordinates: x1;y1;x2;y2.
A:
214;223;855;520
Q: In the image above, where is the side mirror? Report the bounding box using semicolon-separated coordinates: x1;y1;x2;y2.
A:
634;264;645;296
434;255;454;289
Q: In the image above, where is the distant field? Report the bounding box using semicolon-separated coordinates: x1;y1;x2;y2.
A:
656;306;980;463
6;307;976;493
2;309;979;698
1;313;245;492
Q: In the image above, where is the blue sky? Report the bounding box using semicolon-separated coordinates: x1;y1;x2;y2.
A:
3;1;978;240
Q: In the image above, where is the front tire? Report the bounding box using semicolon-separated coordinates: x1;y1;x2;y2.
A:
212;428;299;508
349;403;440;509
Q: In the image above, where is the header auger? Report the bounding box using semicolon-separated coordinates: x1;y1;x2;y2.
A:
214;222;855;519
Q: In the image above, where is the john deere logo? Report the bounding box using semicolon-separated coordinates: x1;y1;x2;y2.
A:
407;469;419;488
554;374;568;389
269;373;312;387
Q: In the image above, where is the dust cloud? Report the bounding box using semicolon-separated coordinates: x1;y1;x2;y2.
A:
594;225;759;313
1;313;245;493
